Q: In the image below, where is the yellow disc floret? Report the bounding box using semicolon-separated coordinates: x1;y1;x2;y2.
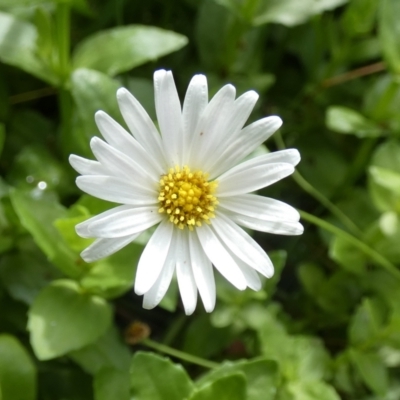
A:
158;166;218;230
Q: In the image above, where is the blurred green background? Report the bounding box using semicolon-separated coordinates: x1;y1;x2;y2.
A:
1;0;400;399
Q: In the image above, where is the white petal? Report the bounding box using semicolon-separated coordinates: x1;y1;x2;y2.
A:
196;224;246;290
135;220;174;295
117;87;166;170
182;74;208;164
212;212;274;278
90;137;155;186
95;111;162;178
217;163;294;197
76;175;157;205
228;211;304;235
81;233;141;263
154;70;182;166
188;84;236;170
232;254;262;291
69;154;107;176
202;90;259;172
219;194;300;222
188;232;216;313
85;206;161;238
143;233;177;310
209;116;282;179
176;230;197;315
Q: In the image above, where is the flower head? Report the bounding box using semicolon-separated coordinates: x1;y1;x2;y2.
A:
69;70;303;314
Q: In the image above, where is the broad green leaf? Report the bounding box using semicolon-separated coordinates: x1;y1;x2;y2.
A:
70;326;131;375
326;106;383;137
0;0;90;14
349;348;389;395
130;352;194;400
10;189;83;278
379;0;400;74
72;26;188;76
28;279;112;360
253;0;348;27
196;358;279;400
282;380;341;400
379;211;398;236
0;12;58;84
189;373;246;400
0;334;36;400
349;298;386;346
298;263;326;297
94;368;130;400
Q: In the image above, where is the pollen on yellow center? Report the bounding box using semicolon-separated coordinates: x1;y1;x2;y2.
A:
158;166;218;230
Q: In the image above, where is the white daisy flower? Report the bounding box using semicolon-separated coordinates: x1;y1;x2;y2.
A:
69;70;303;315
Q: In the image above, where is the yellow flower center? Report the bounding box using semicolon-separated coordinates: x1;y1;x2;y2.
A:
158;166;218;230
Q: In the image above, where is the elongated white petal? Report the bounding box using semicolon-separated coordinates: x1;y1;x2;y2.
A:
76;175;157;205
69;154;107;176
81;233;141;263
176;230;197;315
202;90;259;172
95;111;162;178
219;194;300;222
182;74;208;164
217;163;294;197
229;211;304;235
85;206;161;238
209;116;282;178
212;212;274;278
76;205;134;238
188;232;216;312
117;88;166;170
143;233;177;310
188;84;236;170
196;224;246;290
135;220;174;295
90;137;154;186
154;70;182;166
232;254;262;291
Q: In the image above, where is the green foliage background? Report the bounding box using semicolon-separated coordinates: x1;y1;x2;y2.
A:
1;0;400;399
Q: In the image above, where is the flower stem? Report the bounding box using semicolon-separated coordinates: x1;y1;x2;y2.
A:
141;338;219;369
299;210;400;280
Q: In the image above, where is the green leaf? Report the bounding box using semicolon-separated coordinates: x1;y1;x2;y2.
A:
28;279;112;360
349;297;386;346
94;368;130;400
252;0;348;27
342;0;377;37
190;373;246;400
0;0;90;14
379;0;400;74
70;325;131;375
72;25;188;76
10;189;83;278
298;263;326;297
0;334;36;400
282;380;341;400
349;348;389;395
326;106;383;137
0;12;58;84
130;352;194;400
196;358;279;400
369;166;400;196
330;235;367;274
